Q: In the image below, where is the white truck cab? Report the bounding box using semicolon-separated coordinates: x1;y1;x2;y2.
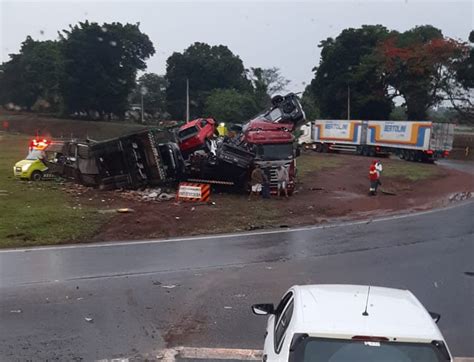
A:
298;122;313;147
252;284;452;362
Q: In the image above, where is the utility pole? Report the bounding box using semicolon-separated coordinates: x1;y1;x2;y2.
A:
141;92;144;123
186;78;190;123
140;86;147;124
347;85;351;121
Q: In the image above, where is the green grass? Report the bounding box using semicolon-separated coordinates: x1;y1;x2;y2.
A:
0;132;106;248
297;153;344;178
382;160;442;181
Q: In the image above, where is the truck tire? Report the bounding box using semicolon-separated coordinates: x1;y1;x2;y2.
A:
407;150;415;162
31;170;43;181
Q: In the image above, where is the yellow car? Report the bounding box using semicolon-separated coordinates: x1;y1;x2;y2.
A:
13;149;48;181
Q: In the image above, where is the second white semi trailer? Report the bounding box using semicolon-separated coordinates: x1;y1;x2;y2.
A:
299;120;454;162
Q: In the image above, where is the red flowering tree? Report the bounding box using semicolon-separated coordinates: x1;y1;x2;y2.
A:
376;26;467;120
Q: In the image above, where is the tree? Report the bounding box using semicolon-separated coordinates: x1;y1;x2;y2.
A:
130;73;168;118
376;25;466;119
308;25;393;120
59;21;155;119
0;37;63;110
301;85;320;121
445;30;474;123
165;42;252;120
204;89;259;123
250;67;290;108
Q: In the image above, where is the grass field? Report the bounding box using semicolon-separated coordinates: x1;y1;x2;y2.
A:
297;152;344;177
382;159;442;181
0;132;106;248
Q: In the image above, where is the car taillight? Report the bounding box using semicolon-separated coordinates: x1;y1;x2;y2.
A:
443;150;449;156
352;336;389;341
425;150;434;155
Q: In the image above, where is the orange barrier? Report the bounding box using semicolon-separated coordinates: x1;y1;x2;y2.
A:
177;182;211;202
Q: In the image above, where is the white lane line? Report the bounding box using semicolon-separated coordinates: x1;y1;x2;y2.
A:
177;346;262;360
1;199;472;254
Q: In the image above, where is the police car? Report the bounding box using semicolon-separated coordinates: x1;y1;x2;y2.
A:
252;284;452;362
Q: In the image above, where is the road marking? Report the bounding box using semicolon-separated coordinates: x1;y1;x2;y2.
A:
176;346;262;360
1;200;472;254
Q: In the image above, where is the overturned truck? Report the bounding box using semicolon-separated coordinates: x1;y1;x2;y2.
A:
44;93;306;191
45;130;185;190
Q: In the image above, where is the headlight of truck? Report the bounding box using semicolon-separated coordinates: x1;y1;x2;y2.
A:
22;164;31;172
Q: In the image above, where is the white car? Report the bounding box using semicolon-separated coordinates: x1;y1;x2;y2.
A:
252;284;452;362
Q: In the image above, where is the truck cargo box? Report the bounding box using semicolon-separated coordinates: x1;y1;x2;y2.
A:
313;120;363;145
366;121;433;151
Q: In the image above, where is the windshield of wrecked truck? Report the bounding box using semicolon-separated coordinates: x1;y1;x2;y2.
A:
255;143;293;161
178;126;199;140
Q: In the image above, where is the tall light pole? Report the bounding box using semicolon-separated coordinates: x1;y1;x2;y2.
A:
186;78;190;123
347;85;351;121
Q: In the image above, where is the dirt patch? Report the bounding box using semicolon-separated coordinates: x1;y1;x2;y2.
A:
87;153;473;242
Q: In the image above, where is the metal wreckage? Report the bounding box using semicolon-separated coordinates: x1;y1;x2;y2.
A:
41;93;306;192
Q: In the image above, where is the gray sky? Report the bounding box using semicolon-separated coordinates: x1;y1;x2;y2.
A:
1;0;473;93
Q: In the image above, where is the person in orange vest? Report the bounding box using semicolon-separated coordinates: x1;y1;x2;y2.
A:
369;160;380;196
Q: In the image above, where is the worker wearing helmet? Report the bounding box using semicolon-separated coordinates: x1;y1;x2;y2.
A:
369;160;380;196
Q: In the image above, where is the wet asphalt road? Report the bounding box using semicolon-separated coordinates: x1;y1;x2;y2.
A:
0;201;473;361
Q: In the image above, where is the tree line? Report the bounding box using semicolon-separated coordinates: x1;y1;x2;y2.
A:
0;21;472;123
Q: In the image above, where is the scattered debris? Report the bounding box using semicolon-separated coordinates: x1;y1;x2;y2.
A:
224;306;233;310
10;309;22;314
309;187;324;191
117;208;134;213
175;217;180;220
380;189;397;196
161;284;178;289
159;192;175;201
464;271;474;277
449;191;473;202
152;280;162;286
84;317;94;323
76;297;84;301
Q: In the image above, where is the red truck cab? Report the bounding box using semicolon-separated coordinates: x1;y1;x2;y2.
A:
244;119;297;194
177;118;216;156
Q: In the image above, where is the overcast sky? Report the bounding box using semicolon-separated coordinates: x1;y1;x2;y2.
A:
1;0;472;92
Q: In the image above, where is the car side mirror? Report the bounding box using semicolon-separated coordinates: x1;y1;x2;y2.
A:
252;303;275;316
429;311;441;323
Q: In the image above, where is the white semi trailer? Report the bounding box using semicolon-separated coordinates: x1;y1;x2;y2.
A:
299;120;454;162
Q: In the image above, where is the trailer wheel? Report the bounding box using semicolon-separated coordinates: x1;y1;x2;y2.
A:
407;151;415;162
368;147;376;157
321;144;329;153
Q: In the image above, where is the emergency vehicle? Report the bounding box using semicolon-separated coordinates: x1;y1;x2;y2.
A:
13;138;50;181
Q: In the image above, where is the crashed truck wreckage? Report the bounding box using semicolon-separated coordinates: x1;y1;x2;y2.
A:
42;93;306;191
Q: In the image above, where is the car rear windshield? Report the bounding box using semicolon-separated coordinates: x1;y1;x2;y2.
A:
178;126;199;140
289;337;448;362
